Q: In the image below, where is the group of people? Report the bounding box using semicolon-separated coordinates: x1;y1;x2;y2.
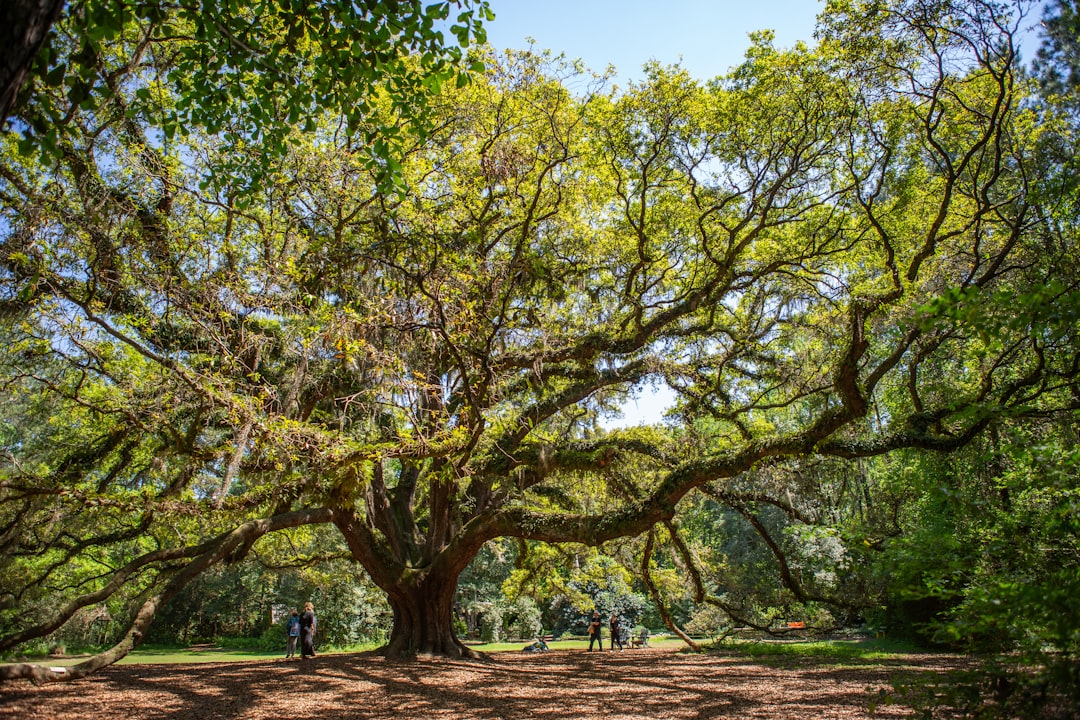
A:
286;603;639;656
586;610;630;651
285;602;317;659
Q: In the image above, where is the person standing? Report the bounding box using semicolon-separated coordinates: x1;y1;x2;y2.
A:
609;612;623;651
587;610;603;651
300;601;317;658
285;609;301;658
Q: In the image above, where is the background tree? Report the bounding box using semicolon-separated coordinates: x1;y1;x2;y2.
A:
0;0;64;125
1036;0;1080;98
2;0;1077;684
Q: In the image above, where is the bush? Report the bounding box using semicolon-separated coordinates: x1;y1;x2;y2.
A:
685;605;731;639
479;605;502;642
503;597;543;640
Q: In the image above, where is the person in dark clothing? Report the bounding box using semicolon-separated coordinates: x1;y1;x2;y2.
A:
300;602;317;658
587;610;603;651
609;612;623;651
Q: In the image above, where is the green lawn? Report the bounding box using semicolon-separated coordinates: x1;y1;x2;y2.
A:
719;637;928;661
7;636;909;667
118;647;311;664
466;635;683;653
5;644;380;667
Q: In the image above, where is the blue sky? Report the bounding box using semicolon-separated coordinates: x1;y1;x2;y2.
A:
482;1;1049;82
483;0;825;83
482;2;827;426
477;1;1048;427
481;1;825;426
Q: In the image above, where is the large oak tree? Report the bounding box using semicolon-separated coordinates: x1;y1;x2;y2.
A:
2;0;1077;681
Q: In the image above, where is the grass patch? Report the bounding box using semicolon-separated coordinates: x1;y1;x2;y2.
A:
120;647;288;664
718;637;926;662
467;635;684;653
3;642;383;667
7;636;689;667
121;642;383;664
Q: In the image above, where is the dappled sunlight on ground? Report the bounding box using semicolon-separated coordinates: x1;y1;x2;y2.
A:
0;645;963;719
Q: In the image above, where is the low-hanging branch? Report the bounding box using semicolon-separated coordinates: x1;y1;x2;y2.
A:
0;508;333;682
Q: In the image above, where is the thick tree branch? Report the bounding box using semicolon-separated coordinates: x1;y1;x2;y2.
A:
0;508;333;683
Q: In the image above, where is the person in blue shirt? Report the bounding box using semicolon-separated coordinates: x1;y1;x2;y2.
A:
285;609;301;659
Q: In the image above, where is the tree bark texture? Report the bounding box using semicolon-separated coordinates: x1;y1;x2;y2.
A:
334;505;480;659
0;0;64;127
384;575;476;659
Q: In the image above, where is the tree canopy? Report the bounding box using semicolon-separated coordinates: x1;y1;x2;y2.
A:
2;0;491;185
1;0;1078;688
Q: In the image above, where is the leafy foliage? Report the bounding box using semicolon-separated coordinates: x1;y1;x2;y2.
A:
1036;0;1080;99
11;0;490;188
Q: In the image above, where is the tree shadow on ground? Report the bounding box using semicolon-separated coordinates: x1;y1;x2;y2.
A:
0;646;966;720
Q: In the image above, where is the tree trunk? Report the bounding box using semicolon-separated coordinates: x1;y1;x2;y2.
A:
642;529;701;652
383;574;477;659
0;0;65;127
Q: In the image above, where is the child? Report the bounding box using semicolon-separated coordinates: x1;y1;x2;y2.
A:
285;609;301;658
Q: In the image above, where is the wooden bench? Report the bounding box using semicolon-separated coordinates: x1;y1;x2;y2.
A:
628;633;649;648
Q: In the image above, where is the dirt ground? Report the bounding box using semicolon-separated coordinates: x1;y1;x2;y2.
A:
0;645;958;720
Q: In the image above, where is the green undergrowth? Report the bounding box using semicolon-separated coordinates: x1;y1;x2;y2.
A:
713;637;928;663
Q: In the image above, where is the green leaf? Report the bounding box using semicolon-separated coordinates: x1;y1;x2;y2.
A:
17;136;37;157
45;64;66;88
425;3;450;20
